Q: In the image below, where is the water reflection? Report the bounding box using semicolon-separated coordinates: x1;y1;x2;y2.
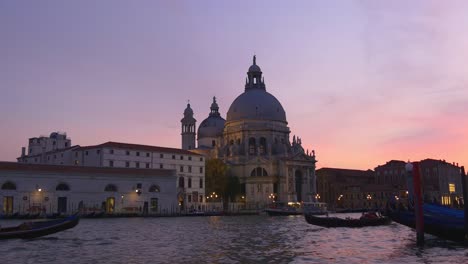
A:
1;214;467;263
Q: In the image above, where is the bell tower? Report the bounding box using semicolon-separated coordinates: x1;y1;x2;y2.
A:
181;102;196;150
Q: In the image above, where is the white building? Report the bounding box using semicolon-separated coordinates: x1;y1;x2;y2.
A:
0;162;178;216
18;138;206;211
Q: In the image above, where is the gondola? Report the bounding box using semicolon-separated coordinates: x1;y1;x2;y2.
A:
386;203;465;242
304;212;391;228
0;213;80;240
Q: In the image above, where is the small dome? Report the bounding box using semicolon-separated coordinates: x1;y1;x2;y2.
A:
197;115;225;139
226;89;287;123
184;103;193;116
248;64;261;73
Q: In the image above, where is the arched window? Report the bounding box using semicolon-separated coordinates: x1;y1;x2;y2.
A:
1;181;16;190
149;185;160;192
250;167;268;177
104;184;118;192
56;183;70;191
179;177;185;188
259;137;267;155
248;138;256;155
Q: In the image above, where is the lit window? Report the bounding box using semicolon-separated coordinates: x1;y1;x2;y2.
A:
449;183;455;193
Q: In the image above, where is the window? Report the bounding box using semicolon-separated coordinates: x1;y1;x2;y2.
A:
74;160;79;165
188;195;192;203
110;149;114;154
180;166;184;172
160;154;163;158
75;152;78;157
149;185;160;192
200;157;203;162
1;181;16;190
34;158;37;162
188;166;192;173
104;184;118;192
180;156;184;160
200;195;203;202
85;152;88;156
179;177;185;188
200;167;203;174
146;163;150;168
188;156;192;161
172;155;175;159
146;153;150;157
449;183;456;193
199;178;203;188
48;156;50;161
249;138;256;155
126;151;130;155
56;183;70;191
188;178;192;188
212;140;216;147
53;141;56;145
150;198;158;212
250;167;268;177
65;142;68;147
160;164;163;169
97;150;100;154
136;152;140;156
109;160;114;167
54;155;57;159
136;162;140;168
126;161;130;168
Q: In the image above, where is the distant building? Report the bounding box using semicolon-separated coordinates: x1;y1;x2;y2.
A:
374;159;463;206
316;168;388;210
17;137;205;211
183;56;318;206
0;162;177;216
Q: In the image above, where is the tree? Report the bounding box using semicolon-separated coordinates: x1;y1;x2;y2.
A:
205;159;241;208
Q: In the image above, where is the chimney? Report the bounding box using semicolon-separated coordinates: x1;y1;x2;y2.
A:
21;147;25;157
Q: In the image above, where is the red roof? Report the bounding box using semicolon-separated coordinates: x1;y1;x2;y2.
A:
77;141;202;156
0;162;176;176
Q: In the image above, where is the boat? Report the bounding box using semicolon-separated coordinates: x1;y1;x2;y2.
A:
303;202;328;215
0;213;80;240
265;202;303;216
304;212;392;228
386;203;465;241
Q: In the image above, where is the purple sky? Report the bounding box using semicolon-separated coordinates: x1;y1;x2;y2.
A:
1;1;468;169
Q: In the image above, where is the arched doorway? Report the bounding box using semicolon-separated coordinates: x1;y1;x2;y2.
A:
295;170;303;202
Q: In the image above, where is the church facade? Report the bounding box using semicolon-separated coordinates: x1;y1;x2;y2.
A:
181;56;317;206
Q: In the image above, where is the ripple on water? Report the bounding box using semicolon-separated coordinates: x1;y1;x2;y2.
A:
1;215;468;263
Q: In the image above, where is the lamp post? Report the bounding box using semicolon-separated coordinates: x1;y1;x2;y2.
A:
406;161;424;246
366;194;372;209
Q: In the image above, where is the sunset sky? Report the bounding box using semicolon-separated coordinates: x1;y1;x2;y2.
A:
1;1;468;170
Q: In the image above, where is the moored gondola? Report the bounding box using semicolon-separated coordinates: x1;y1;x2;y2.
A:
0;213;79;240
304;212;391;228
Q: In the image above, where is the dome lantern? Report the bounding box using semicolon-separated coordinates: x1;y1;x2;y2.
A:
245;55;266;92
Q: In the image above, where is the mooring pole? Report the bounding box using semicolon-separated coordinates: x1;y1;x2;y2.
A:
461;166;468;242
413;162;424;246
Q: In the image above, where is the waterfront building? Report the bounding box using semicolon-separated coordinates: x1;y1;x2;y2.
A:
0;162;177;216
316;168;392;210
17;137;205;211
374;159;463;206
185;56;318;206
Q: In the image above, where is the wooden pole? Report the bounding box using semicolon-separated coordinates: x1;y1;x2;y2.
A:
461;166;468;242
413;162;424;246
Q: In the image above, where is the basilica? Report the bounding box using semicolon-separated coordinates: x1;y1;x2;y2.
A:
181;56;317;206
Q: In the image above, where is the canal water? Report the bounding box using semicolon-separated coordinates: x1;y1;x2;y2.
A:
1;213;467;263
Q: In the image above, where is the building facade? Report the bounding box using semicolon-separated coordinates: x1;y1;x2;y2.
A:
0;162;177;216
17;138;206;211
184;56;318;206
375;159;463;206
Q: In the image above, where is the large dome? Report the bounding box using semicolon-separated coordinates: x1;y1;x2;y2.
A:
226;89;287;123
